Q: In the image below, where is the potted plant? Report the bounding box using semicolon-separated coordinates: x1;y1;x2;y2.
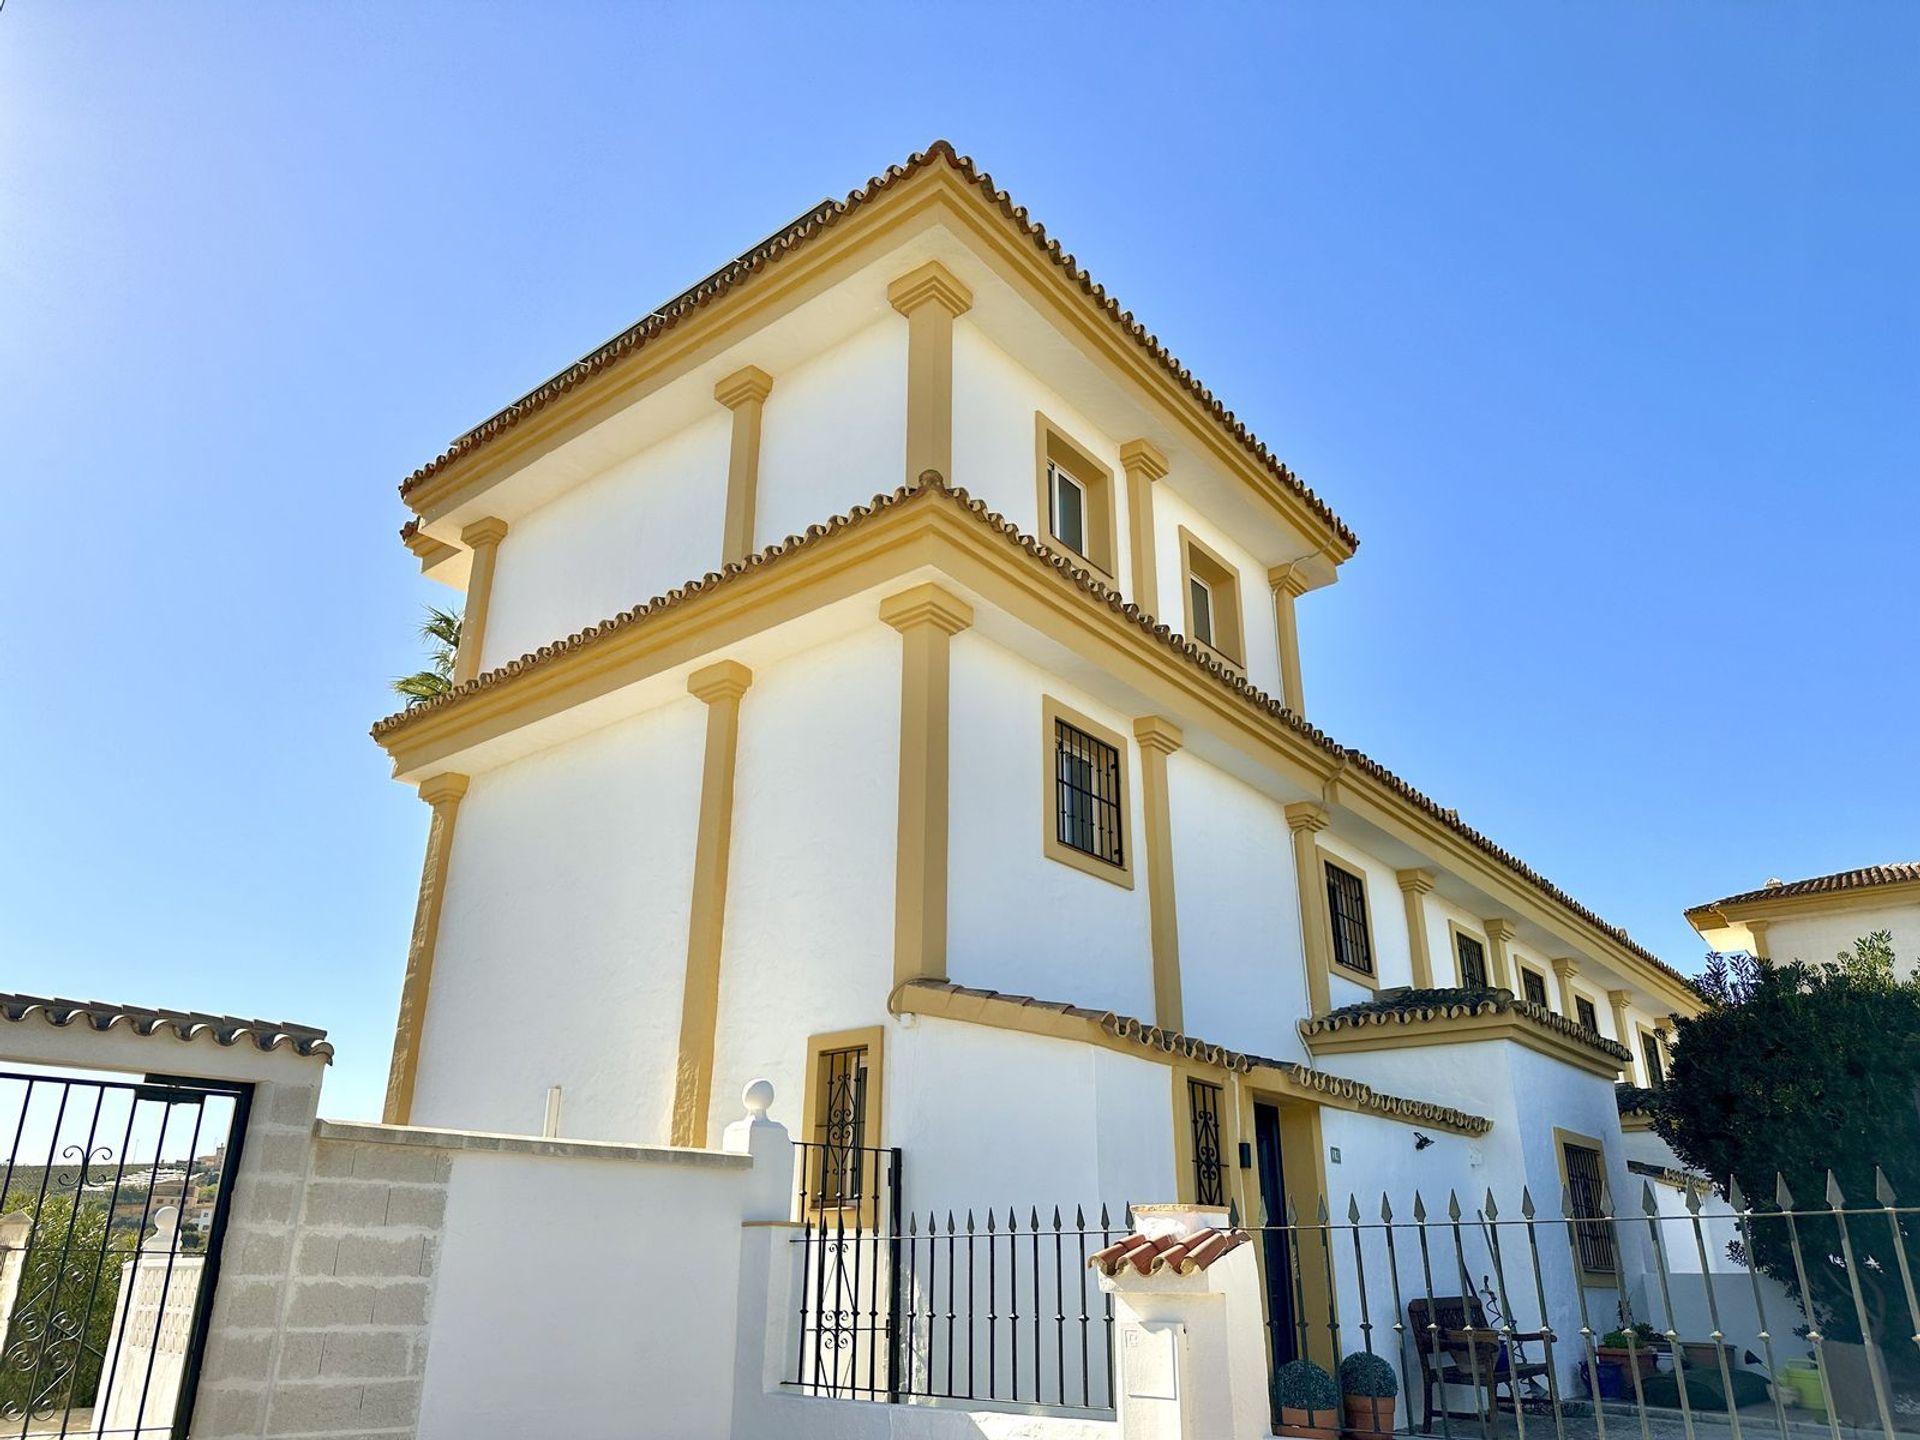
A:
1272;1358;1341;1440
1338;1351;1398;1437
1590;1324;1660;1398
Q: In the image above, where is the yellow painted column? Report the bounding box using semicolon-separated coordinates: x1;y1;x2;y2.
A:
1267;564;1311;717
887;261;973;486
1284;802;1333;1017
383;771;471;1124
1119;439;1168;614
1482;917;1517;991
670;659;754;1147
452;516;509;685
880;582;974;989
1133;715;1186;1032
1551;957;1580;1017
1396;868;1436;989
1607;988;1634;1079
1746;919;1772;959
714;366;774;566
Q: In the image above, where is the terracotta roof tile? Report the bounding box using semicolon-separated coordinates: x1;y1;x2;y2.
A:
1300;986;1632;1063
901;978;1493;1136
1090;1226;1251;1277
398;141;1355;555
369;475;1694;1001
1688;863;1920;916
0;993;333;1060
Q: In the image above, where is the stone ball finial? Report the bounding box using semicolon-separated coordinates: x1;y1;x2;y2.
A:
742;1079;775;1118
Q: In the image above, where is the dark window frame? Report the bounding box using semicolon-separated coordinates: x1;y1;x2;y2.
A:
1053;717;1125;869
1188;1077;1226;1207
1456;932;1489;989
1575;996;1600;1033
1324;861;1375;977
1561;1137;1618;1276
1521;969;1550;1008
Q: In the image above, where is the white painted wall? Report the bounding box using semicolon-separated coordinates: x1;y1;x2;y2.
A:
706;626;903;1143
1169;753;1313;1061
481;411;730;669
947;634;1157;1022
415;1145;751;1440
755;319;908;543
412;698;706;1142
1763;904;1920;977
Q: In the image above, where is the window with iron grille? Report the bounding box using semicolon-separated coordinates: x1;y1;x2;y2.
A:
1641;1032;1666;1087
1561;1138;1617;1275
1575;995;1599;1032
813;1045;869;1207
1324;861;1373;976
1521;969;1549;1008
1456;932;1489;989
1054;718;1124;868
1188;1078;1226;1207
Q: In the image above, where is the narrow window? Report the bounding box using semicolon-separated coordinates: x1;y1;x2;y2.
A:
1188;1078;1226;1206
1640;1033;1666;1087
1521;969;1549;1008
1561;1138;1617;1276
1324;861;1374;976
1049;461;1088;558
1575;996;1599;1033
1054;718;1124;868
1189;574;1214;647
1456;932;1489;989
813;1044;869;1207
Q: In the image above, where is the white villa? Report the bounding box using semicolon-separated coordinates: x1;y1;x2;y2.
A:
1686;862;1920;976
372;141;1710;1381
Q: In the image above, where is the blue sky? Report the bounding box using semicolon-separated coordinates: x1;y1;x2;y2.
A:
2;3;1914;1119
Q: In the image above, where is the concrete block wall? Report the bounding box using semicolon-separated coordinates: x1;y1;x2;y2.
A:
195;1120;451;1440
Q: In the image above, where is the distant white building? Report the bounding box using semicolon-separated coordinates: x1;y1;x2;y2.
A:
370;141;1708;1382
1685;863;1920;976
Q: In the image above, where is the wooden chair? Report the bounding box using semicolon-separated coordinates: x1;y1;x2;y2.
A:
1406;1295;1555;1433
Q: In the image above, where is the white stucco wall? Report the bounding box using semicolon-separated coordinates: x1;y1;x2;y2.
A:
1169;752;1312;1060
412;697;706;1142
415;1144;751;1440
706;626;902;1143
755;319;908;542
946;634;1157;1021
1761;904;1920;976
481;410;731;669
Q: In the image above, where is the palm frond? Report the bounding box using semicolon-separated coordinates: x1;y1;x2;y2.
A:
392;671;452;707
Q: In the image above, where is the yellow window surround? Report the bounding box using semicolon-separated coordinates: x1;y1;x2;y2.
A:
1034;413;1119;583
1178;526;1245;669
1040;695;1136;889
1318;847;1382;994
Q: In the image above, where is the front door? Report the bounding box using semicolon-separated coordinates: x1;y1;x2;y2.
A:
1254;1101;1298;1375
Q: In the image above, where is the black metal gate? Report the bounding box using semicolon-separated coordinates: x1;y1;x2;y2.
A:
0;1069;249;1440
791;1141;903;1401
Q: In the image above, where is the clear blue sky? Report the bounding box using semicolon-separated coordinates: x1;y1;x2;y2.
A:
3;4;1914;1119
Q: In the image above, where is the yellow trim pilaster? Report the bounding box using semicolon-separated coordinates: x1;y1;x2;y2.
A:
1396;868;1436;989
1133;715;1185;1032
1267;564;1311;717
383;771;470;1125
714;366;775;566
1551;957;1580;1017
1607;988;1634;1078
1285;802;1334;1016
1746;918;1771;959
670;659;754;1147
1119;439;1168;614
1482;917;1517;991
888;261;973;486
451;517;509;685
880;582;974;989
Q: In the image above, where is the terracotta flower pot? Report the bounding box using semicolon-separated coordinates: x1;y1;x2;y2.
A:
1597;1346;1659;1375
1276;1405;1341;1440
1344;1395;1397;1436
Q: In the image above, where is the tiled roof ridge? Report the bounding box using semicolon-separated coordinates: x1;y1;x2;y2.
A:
1089;1227;1251;1277
368;476;1694;1001
0;993;334;1060
1301;986;1633;1063
1689;862;1920;914
903;979;1492;1136
396;141;1356;553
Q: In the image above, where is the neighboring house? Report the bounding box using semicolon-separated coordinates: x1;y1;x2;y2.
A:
370;141;1703;1380
1685;863;1920;975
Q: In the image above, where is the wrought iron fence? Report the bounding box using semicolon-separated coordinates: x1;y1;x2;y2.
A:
787;1196;1123;1413
1248;1171;1919;1440
0;1068;248;1440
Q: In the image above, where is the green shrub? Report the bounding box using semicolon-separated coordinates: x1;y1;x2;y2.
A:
1338;1351;1398;1399
1272;1358;1340;1412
